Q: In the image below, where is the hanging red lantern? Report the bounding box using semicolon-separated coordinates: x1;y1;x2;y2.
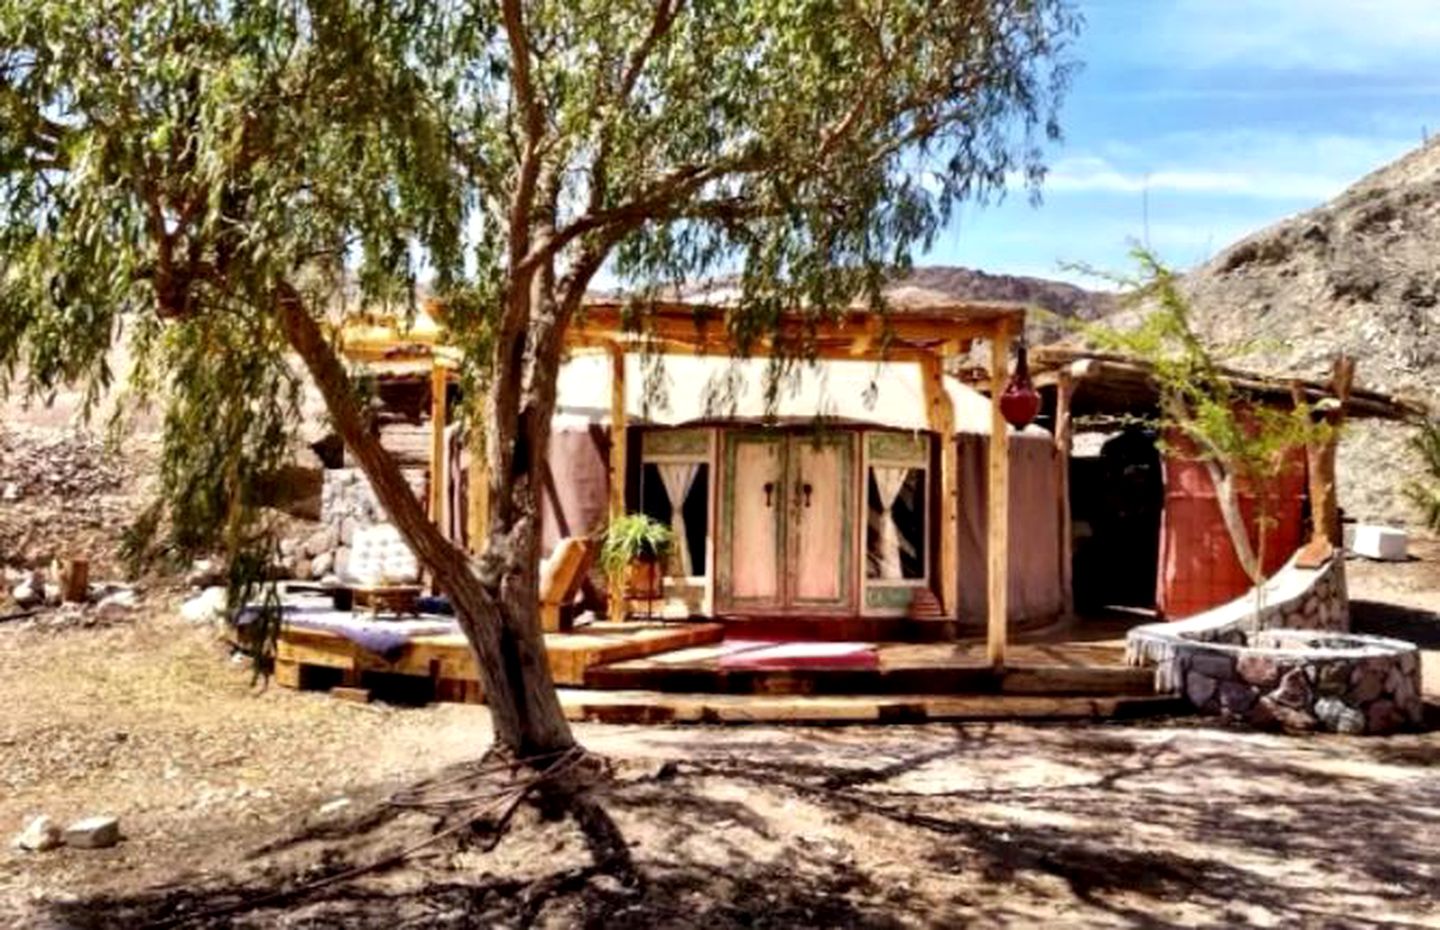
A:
1000;342;1041;429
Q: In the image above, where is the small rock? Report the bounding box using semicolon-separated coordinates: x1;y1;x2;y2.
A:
1270;667;1312;709
1185;671;1217;708
94;590;138;622
1314;662;1350;697
1188;651;1236;679
310;552;334;578
11;578;42;608
1236;654;1280;688
2;482;19;501
181;587;229;624
13;815;62;852
303;527;340;559
186;559;224;588
317;797;351;816
64;816;120;849
1314;697;1366;734
1366;699;1407;734
1218;680;1258;715
588;874;627;895
1349;664;1386;704
1256;696;1317;732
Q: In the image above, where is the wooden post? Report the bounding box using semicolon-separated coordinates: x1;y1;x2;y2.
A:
429;362;448;533
920;352;959;619
1295;355;1355;565
57;558;89;604
1315;356;1355;548
1055;369;1076;620
607;342;628;621
987;323;1012;668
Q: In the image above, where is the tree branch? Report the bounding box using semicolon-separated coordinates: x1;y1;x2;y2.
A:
272;282;483;600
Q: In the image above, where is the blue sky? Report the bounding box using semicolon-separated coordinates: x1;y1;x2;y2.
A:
927;0;1440;285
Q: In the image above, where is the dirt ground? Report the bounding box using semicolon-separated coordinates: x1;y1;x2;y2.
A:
0;569;1437;929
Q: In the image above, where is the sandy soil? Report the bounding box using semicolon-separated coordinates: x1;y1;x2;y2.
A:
0;593;1437;929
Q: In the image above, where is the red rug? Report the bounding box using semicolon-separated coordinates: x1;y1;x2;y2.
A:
718;640;879;670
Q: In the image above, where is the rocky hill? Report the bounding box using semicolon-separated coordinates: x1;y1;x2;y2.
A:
1181;137;1440;525
885;265;1116;333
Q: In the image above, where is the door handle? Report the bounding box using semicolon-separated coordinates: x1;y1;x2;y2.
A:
763;481;775;508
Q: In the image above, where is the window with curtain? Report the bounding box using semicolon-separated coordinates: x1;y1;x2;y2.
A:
640;462;710;577
866;465;926;580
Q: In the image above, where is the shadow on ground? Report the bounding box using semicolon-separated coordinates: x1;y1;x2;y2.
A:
45;721;1440;928
1351;598;1440;647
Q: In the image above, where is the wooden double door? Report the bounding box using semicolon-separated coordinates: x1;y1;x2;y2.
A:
717;431;855;613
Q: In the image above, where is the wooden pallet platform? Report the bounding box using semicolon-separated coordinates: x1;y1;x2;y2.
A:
273;621;725;696
583;640;1155;697
556;690;1188;725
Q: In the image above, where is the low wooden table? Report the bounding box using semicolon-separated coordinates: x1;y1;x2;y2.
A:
349;584;423;617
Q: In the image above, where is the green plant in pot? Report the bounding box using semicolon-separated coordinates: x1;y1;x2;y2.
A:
600;514;674;602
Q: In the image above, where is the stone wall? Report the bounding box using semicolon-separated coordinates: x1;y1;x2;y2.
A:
281;468;426;581
1126;556;1424;734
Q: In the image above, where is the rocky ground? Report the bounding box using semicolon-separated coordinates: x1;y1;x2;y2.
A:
0;548;1435;928
0;423;153;581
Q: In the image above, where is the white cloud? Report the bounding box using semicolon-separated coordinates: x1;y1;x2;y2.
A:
1154;0;1440;72
1042;159;1345;201
1032;130;1421;202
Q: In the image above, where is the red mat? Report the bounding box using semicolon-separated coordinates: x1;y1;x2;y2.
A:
718;640;879;670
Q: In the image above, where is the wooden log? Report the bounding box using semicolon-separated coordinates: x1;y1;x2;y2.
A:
987;325;1012;668
58;558;89;604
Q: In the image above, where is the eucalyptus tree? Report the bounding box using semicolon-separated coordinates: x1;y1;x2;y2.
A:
1;0;1078;759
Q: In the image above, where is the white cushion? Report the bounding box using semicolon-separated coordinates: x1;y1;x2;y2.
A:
346;524;420;584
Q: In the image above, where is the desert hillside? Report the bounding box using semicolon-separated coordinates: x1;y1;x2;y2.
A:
1180;138;1440;525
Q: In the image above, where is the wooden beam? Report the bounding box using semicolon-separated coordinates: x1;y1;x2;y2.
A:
987;325;1012;668
429;361;448;535
920;353;959;619
569;308;1015;355
607;342;628;622
1055;369;1076;620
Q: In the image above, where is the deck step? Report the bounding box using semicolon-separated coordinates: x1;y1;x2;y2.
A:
584;662;1158;697
559;689;1187;725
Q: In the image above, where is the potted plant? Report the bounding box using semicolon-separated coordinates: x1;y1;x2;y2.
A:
599;514;674;602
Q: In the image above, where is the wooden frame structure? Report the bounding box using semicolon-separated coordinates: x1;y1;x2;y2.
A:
340;297;1028;668
567;300;1024;667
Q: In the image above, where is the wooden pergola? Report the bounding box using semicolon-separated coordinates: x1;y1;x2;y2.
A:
341;297;1028;668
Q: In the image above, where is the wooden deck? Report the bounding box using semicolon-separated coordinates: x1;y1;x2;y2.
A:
272;613;1168;723
582;638;1153;697
556;690;1185;725
273;621;725;700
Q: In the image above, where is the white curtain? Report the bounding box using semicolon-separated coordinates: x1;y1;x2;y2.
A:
873;466;910;580
658;462;700;576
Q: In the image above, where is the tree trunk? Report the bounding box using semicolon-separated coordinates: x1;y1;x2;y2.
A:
274;284;575;759
1204;460;1261;587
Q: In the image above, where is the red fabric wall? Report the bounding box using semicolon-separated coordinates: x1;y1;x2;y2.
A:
1157;446;1307;619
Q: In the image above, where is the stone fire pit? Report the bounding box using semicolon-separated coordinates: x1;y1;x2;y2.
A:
1128;556;1424;734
